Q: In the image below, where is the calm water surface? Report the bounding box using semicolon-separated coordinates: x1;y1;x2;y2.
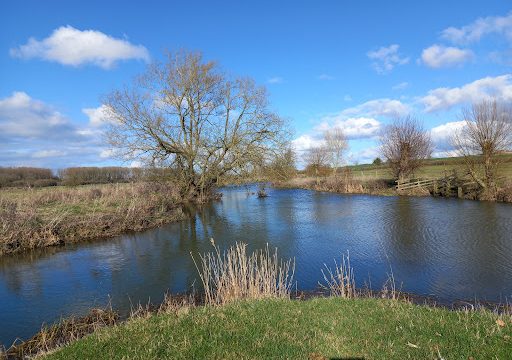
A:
1;185;511;346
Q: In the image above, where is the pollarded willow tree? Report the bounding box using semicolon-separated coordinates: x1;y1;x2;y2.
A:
380;116;433;181
452;100;512;199
104;51;288;200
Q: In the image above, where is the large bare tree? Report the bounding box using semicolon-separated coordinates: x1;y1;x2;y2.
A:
323;128;348;177
452;100;512;198
104;51;287;200
380;116;433;181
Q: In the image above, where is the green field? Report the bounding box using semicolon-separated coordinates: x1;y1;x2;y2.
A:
347;154;512;182
46;297;511;359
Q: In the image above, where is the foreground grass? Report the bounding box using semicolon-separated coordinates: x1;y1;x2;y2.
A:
47;297;511;359
0;182;185;255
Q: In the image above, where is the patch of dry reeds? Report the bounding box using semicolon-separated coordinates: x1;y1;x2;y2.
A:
192;240;295;305
0;182;185;255
4;308;118;359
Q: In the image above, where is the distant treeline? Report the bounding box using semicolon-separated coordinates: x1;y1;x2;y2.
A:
0;167;175;188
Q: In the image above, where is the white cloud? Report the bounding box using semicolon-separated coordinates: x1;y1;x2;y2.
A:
347;147;380;165
421;45;473;68
441;12;512;44
99;149;116;159
82;104;114;127
291;134;325;154
0;92;112;167
420;74;512;112
430;121;467;149
317;74;334;81
316;117;381;140
267;77;284;84
341;98;410;118
0;91;75;139
392;82;409;91
10;26;150;69
367;44;409;74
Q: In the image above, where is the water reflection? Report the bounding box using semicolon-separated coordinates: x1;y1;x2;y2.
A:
0;185;511;346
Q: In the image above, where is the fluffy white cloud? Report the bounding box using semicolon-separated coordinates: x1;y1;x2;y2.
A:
421;45;473;68
316;117;381;140
441;12;512;44
10;26;149;69
0;92;112;167
430;121;467;149
291;134;325;154
341;98;410;118
82;104;114;127
0;91;76;139
367;44;409;74
420;74;512;112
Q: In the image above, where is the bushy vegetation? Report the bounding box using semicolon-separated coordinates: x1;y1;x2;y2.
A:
0;182;184;255
0;167;58;188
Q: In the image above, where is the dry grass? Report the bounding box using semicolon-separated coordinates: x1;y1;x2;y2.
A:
4;308;118;359
192;240;295;305
0;182;185;255
320;252;356;298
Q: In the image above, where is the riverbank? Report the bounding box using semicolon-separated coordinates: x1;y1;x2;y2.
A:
39;297;511;359
278;174;512;202
0;182;186;256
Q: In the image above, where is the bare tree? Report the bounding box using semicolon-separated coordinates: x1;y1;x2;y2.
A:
452;100;512;198
104;50;288;201
265;146;297;182
304;145;329;184
380;116;433;181
324;128;348;177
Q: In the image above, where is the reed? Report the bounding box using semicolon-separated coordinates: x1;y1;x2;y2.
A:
192;240;295;305
320;252;356;298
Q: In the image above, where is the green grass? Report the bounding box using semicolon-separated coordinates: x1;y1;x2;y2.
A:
348;154;512;182
46;297;512;359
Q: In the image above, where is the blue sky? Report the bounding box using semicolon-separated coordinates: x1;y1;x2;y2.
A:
1;0;512;168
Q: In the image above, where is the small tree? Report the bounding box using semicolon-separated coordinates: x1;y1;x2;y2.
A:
380;116;433;181
324;128;348;177
452;100;512;199
265;146;297;182
304;145;329;184
372;157;383;165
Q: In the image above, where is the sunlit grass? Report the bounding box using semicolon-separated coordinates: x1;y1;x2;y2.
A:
45;297;512;359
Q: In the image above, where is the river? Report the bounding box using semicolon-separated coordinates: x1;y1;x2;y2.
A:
1;185;511;346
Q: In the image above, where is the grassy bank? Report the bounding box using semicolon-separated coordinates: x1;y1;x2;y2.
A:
0;182;185;256
281;154;512;201
45;297;511;359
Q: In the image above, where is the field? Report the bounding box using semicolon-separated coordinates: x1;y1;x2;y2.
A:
0;182;185;255
45;297;512;359
348;154;512;182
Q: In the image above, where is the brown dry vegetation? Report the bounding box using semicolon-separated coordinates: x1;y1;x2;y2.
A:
0;182;185;256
